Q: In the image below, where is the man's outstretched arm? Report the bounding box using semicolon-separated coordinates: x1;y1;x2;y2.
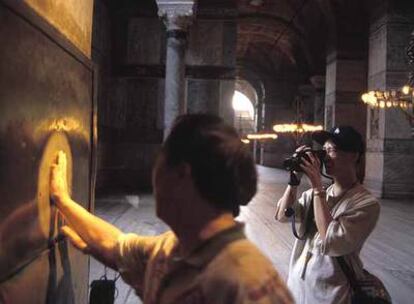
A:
50;151;122;269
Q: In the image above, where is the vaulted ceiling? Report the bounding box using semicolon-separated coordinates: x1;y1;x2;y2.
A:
111;0;371;90
236;0;330;85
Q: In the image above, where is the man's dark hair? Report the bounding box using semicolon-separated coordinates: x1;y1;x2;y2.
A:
162;114;257;216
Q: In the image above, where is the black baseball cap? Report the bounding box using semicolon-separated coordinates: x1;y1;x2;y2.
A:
312;126;365;153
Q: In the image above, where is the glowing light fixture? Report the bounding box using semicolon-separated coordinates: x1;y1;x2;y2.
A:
360;30;414;126
246;133;278;140
360;87;414;127
360;88;413;110
241;133;278;144
273;123;323;133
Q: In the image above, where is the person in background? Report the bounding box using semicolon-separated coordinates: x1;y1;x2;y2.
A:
274;126;380;304
51;114;293;304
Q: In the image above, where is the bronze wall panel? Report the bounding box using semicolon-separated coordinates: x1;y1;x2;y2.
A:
0;2;95;303
23;0;94;58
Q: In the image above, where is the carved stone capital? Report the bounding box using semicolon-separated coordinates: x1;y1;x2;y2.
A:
156;0;196;31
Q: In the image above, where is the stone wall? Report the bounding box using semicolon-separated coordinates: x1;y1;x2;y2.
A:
92;2;164;192
186;19;237;124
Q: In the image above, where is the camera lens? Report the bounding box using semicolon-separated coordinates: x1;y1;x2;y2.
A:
283;156;303;172
283;148;326;172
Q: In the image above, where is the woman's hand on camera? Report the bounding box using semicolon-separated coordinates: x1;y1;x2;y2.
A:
292;146;309;179
300;151;323;190
286;145;308;184
295;145;308;153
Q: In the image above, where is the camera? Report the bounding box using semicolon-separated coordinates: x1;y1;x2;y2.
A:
283;148;326;172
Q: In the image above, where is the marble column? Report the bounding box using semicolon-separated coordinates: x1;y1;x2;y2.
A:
365;1;414;198
156;0;195;137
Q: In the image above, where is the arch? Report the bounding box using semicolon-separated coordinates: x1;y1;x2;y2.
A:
232;88;256;136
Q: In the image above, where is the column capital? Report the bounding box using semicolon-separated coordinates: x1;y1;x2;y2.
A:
156;0;196;32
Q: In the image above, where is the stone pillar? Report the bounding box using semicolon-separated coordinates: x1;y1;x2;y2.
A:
219;80;236;125
310;75;326;126
365;1;414;198
261;79;298;167
323;1;369;136
324;49;367;134
156;0;195;137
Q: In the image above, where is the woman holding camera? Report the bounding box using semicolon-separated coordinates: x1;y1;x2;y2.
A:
274;126;380;304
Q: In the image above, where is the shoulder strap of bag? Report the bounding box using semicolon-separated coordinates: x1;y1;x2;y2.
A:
286;191;316;240
336;256;359;290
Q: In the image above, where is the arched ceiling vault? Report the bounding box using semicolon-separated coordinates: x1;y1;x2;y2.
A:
237;16;304;65
236;0;330;85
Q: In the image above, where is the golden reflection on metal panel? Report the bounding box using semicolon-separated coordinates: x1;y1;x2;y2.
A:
34;117;89;143
23;0;94;58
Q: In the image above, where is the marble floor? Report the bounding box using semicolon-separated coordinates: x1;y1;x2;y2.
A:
90;166;414;304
